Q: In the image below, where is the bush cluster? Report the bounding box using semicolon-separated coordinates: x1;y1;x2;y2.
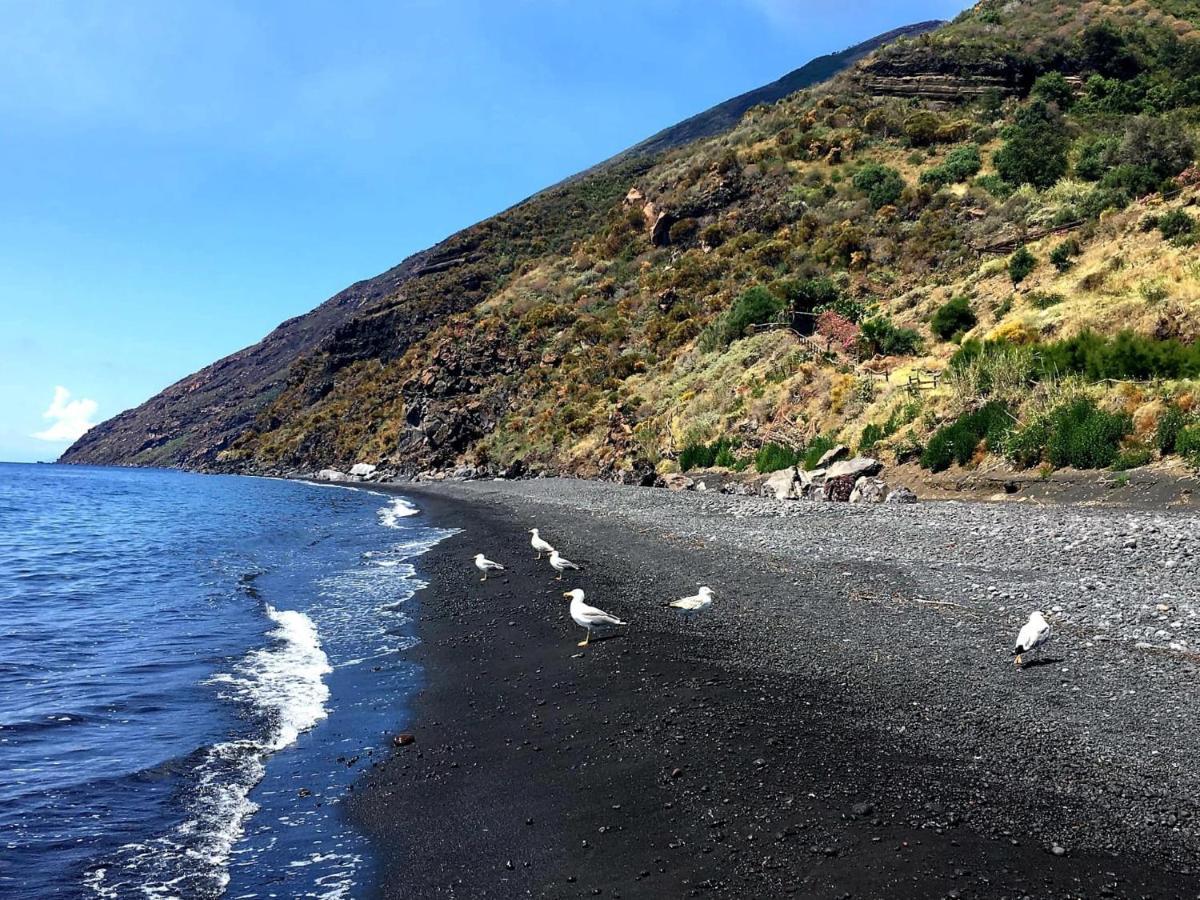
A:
858;316;923;357
852;163;905;210
680;437;738;471
801;434;839;471
919;144;982;189
920;402;1012;472
755;442;798;473
930;295;976;341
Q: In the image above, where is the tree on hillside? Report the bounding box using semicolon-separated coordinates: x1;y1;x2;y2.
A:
993;99;1070;189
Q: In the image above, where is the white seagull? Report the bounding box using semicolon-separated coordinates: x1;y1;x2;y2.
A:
666;586;714;621
473;553;505;582
548;549;581;581
563;588;627;647
1013;610;1051;667
529;528;555;559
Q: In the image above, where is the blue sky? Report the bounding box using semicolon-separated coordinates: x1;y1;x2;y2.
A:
0;0;968;462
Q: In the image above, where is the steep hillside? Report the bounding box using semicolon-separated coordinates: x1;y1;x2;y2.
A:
61;21;937;470
65;1;1200;486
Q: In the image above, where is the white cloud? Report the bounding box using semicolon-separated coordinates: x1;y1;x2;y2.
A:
32;386;98;442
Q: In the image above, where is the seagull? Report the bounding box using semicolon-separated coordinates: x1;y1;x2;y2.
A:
666;586;714;622
548;549;581;581
563;588;627;647
529;528;555;559
1013;610;1051;667
473;553;505;582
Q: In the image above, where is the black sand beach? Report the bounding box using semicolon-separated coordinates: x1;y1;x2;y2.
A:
349;479;1200;899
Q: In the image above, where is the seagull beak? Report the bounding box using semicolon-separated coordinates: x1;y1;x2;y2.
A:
562;592;571;598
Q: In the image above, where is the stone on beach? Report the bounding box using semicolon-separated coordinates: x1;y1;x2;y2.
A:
316;468;351;482
849;476;889;503
350;463;378;478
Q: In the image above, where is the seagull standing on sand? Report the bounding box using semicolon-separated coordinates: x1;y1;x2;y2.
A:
473;553;505;582
1013;610;1051;667
666;586;714;622
563;589;627;647
529;528;555;559
548;549;581;581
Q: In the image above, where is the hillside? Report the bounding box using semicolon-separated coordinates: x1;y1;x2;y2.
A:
64;1;1200;488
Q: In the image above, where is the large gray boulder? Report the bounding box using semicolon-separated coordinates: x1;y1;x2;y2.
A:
849;476;889;503
316;468;350;482
349;462;377;478
825;456;882;480
761;467;800;500
662;472;695;492
886;485;919;504
816;444;850;469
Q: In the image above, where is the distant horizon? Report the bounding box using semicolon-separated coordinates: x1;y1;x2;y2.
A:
0;0;969;463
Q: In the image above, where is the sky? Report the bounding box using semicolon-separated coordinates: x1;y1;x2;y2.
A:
0;0;969;463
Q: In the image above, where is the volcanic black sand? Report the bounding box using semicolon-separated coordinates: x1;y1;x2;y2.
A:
347;479;1200;899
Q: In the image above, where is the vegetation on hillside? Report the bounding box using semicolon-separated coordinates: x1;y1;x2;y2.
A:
205;0;1200;482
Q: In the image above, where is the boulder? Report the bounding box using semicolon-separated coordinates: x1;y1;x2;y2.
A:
816;445;850;469
316;468;350;482
762;467;800;501
662;473;695;492
849;476;889;503
349;462;377;478
825;456;882;480
886;485;919;504
823;474;858;502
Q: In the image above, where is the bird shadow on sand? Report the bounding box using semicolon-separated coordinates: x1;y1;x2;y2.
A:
1019;656;1064;670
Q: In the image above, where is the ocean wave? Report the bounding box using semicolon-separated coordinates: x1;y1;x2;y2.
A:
377;496;419;528
85;606;331;897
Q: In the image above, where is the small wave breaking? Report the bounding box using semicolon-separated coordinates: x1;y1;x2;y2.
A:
377;496;419;528
86;606;331;897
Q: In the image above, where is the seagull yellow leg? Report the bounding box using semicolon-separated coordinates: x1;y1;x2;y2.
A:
577;630;589;647
1014;654;1022;667
556;573;562;581
481;574;487;582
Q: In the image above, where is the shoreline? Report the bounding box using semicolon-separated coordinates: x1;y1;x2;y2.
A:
347;478;1200;898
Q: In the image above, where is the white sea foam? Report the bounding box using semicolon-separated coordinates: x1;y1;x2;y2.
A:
377;496;419;528
86;606;331;897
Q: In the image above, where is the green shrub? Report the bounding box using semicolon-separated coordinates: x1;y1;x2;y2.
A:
920;402;1012;472
852;163;905;209
1037;330;1200;381
1156;406;1187;454
1112;448;1152;471
1031;72;1076;109
1005;417;1050;469
859;422;889;453
721;285;786;346
1157;209;1196;241
801;434;838;471
1049;239;1079;273
681;437;737;471
1045;398;1131;470
755;442;798;473
974;174;1013;198
858;316;923;357
994;100;1069;189
1177;426;1200;466
930;295;977;341
1009;246;1036;285
920;144;982;188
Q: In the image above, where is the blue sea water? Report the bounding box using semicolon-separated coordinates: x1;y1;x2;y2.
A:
0;463;452;898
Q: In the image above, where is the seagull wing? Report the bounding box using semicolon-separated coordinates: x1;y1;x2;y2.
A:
578;602;626;626
558;556;581;570
669;595;704;611
481;557;504;570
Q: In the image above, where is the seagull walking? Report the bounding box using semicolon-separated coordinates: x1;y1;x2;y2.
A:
1013;610;1051;667
529;528;555;559
666;586;714;623
473;553;505;582
548;549;581;581
563;589;627;647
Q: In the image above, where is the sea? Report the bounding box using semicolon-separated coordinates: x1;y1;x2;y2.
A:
0;463;453;898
